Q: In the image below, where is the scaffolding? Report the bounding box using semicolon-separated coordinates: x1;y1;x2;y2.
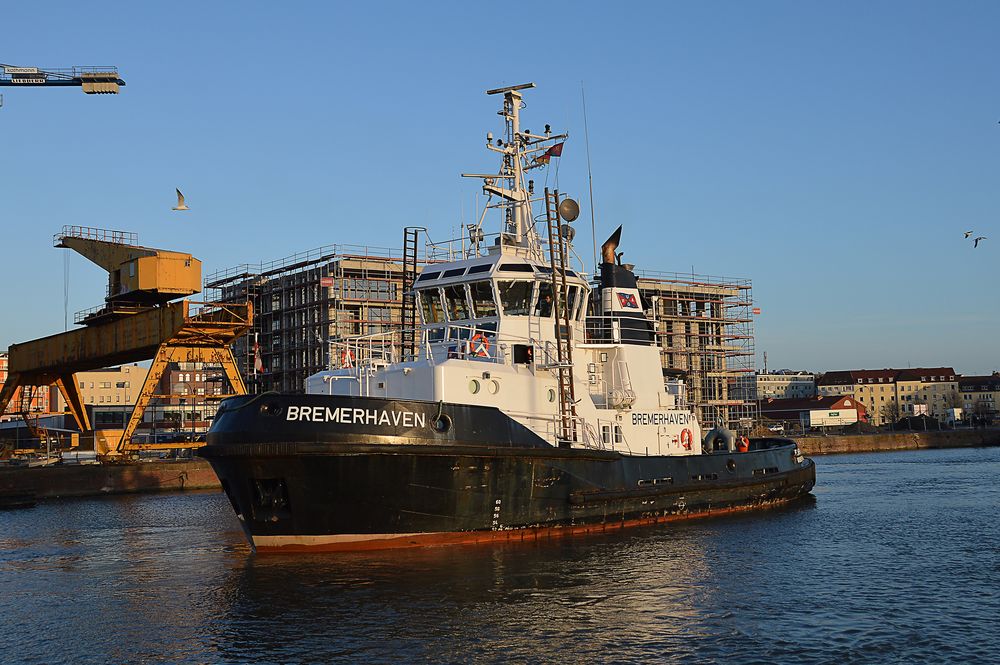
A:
205;243;417;393
636;270;756;432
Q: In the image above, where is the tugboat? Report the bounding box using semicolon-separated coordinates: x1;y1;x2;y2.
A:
200;83;815;553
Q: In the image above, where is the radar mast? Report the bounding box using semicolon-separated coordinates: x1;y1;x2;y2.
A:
463;83;568;261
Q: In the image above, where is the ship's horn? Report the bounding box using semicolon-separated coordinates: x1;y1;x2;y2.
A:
601;226;622;264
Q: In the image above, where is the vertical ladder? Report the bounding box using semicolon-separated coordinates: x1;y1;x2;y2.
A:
401;227;422;359
544;189;577;447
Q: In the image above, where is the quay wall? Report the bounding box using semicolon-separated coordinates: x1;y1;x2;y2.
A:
0;460;221;500
4;430;999;502
792;429;1000;456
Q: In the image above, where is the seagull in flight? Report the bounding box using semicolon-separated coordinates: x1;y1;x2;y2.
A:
172;188;190;211
963;230;973;238
973;236;987;248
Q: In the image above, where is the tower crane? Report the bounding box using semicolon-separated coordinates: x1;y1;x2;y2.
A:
0;63;125;94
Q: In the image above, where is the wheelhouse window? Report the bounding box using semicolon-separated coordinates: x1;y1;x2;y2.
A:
418;289;445;324
444;284;471;320
498;281;532;316
469;281;498;318
534;281;553;317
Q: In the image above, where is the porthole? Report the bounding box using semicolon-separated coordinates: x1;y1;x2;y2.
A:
488;380;500;395
469;379;481;394
260;402;283;417
547;388;556;403
434;414;453;433
726;459;737;473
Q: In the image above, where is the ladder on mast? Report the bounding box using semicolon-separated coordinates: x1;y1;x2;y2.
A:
544;189;577;447
401;227;423;359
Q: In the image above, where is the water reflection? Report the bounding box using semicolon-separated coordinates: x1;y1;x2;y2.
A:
205;498;820;663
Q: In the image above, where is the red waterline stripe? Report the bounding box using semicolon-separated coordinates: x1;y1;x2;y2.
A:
254;496;804;554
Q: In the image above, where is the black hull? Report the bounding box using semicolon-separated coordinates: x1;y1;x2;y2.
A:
200;395;815;552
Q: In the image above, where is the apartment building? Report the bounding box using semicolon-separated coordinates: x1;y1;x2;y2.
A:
735;371;816;401
817;367;959;426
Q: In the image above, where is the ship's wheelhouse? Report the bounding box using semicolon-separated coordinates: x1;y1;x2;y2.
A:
414;259;589;359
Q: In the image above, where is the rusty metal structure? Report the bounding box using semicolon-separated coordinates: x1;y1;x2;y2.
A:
0;226;251;458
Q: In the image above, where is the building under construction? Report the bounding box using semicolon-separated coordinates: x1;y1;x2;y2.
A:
206;244;414;394
635;270;756;431
206;244;757;430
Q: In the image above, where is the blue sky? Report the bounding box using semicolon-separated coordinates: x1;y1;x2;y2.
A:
1;1;997;374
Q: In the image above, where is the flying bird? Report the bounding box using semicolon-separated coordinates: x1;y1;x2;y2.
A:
963;230;973;238
172;188;190;211
973;236;987;248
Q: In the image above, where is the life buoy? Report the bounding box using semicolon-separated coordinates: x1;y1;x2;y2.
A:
341;349;355;367
680;428;693;450
737;436;750;453
470;333;491;358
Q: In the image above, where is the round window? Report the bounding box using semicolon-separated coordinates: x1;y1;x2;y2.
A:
547;388;556;403
469;379;481;394
488;380;500;395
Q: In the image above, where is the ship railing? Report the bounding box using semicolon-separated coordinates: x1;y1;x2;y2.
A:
583;315;657;346
428;322;510;365
327;330;407;371
327;322;595;373
501;411;603;450
424;231;504;262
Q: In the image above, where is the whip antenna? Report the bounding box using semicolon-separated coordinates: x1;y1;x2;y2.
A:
581;81;597;272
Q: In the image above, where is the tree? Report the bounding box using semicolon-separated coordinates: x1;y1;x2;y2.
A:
945;390;963;409
880;402;901;429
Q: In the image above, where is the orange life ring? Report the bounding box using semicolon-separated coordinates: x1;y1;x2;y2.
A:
341;349;355;367
470;333;491;358
680;428;693;450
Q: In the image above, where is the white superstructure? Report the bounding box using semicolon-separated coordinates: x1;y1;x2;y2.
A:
307;83;701;456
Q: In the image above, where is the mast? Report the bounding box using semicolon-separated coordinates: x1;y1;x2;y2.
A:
463;83;568;261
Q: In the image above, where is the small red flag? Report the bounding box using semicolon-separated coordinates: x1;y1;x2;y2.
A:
532;141;565;166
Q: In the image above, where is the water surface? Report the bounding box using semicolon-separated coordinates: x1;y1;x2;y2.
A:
1;447;997;664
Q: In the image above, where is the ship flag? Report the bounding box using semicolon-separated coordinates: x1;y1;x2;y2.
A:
532;141;565;166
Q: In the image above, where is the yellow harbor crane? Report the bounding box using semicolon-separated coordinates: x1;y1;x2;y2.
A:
0;227;252;459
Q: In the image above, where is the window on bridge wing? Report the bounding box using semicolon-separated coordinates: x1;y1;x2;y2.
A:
418;289;445;324
565;285;581;320
444;285;471;320
534;281;554;318
498;281;532;316
469;281;498;318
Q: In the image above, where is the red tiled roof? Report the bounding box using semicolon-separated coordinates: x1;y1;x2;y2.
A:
759;395;867;421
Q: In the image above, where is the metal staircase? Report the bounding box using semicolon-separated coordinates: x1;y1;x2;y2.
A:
17;385;43;441
544;189;577;447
